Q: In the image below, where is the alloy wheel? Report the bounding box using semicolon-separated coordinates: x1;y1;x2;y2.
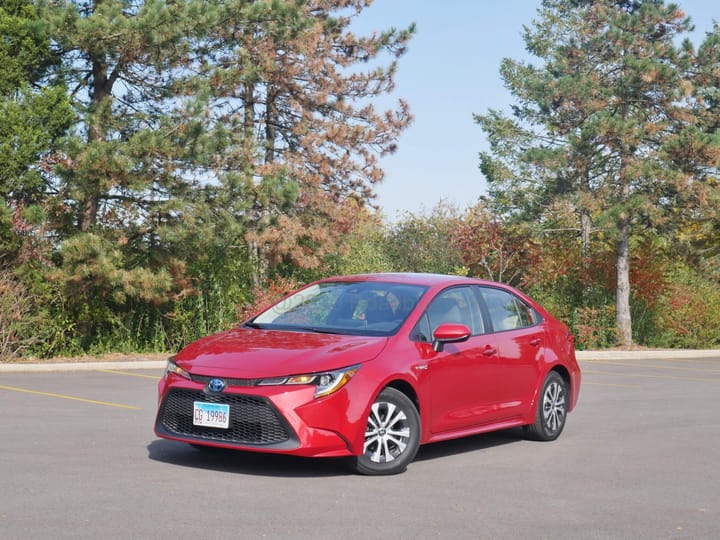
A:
364;401;411;463
542;379;566;433
351;387;420;475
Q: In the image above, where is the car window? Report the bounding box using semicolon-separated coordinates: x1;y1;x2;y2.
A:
479;287;539;332
411;286;484;342
253;281;427;336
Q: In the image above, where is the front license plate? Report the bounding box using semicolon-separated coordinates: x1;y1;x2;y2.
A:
193;401;230;429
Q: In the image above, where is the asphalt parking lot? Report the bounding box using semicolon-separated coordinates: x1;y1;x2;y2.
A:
1;353;718;540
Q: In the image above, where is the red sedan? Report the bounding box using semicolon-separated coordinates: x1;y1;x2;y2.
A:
154;273;581;475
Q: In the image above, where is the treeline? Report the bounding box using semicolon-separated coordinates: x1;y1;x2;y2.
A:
1;1;719;359
3;195;720;357
347;202;720;351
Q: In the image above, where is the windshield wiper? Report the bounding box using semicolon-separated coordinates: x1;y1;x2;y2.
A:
244;323;347;335
292;326;344;335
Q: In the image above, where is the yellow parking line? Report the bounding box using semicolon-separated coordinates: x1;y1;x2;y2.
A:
0;385;140;410
97;369;159;379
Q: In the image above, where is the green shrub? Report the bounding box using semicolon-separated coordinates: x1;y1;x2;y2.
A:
571;304;617;350
653;265;720;349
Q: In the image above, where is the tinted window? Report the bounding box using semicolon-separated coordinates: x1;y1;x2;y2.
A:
479;287;539;332
411;286;484;342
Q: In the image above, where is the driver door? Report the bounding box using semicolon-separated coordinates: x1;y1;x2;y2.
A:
412;286;501;434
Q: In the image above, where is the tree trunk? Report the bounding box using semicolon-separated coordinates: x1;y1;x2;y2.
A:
616;213;632;346
81;44;113;232
265;86;277;163
580;210;591;258
243;80;268;288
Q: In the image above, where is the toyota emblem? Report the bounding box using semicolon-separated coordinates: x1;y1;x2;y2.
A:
207;378;226;393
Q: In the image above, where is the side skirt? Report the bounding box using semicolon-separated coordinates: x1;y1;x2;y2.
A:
423;417;527;445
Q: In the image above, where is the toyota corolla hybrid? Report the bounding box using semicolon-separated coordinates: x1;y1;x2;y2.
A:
154;273;581;475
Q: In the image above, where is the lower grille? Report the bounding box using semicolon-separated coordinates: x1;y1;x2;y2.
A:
158;389;294;447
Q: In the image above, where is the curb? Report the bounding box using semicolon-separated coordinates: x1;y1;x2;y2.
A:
1;350;717;373
576;350;719;361
0;360;166;373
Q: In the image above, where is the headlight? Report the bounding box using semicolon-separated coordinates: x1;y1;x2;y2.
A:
164;358;190;380
258;365;360;398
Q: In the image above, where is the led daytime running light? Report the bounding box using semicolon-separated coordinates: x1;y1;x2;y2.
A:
165;358;190;380
257;365;360;398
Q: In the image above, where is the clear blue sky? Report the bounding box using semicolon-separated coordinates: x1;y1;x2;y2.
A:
352;0;719;221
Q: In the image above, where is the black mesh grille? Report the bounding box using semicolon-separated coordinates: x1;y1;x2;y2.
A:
159;389;293;446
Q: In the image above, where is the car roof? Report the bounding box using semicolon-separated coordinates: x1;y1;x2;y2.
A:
317;273;500;288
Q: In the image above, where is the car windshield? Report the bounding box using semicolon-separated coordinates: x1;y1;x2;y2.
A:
250;281;428;336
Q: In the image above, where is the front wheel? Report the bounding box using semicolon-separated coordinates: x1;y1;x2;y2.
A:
350;387;420;475
525;371;568;441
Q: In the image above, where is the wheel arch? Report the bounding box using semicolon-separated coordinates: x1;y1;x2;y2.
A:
526;363;573;423
384;379;420;415
548;362;580;412
550;364;571;392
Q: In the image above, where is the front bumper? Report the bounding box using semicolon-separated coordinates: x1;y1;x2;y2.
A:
154;375;361;458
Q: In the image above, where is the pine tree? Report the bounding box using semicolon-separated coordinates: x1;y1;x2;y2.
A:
669;22;720;273
0;0;73;266
198;0;414;285
43;0;412;286
31;0;222;346
476;0;720;346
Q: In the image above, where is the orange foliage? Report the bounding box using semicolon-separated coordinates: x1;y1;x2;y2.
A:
237;276;302;322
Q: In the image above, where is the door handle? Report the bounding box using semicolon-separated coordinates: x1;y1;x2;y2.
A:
482;347;498;356
530;338;542;346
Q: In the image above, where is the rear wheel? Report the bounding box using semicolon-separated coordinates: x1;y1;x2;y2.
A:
350;387;420;475
525;371;568;441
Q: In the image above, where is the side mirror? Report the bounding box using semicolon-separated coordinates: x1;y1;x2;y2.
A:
432;323;471;352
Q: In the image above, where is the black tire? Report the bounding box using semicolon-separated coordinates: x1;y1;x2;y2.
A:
350;387;420;475
525;371;568;441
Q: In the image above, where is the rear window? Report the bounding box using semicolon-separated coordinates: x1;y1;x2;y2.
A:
479;287;540;332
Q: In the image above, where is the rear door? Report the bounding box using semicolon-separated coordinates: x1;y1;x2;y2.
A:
477;287;545;418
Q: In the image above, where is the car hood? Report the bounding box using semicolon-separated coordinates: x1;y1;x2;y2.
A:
174;326;388;378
